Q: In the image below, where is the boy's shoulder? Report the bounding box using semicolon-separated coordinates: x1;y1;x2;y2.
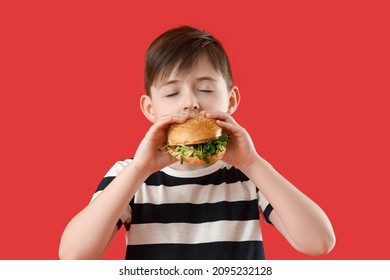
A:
104;158;133;177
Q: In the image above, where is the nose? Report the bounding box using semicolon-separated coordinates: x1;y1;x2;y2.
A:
182;92;200;112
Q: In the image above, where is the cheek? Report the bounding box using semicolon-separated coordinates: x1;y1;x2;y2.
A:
152;99;182;117
200;97;230;112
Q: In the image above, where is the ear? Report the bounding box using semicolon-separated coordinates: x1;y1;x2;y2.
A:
227;86;241;115
140;94;156;123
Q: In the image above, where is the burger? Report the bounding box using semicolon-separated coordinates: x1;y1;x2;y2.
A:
160;115;230;164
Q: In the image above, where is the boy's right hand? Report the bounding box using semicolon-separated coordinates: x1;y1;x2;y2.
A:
132;114;190;178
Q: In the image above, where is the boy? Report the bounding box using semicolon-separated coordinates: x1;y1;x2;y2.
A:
59;26;335;260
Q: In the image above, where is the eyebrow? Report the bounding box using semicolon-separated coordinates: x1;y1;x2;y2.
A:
196;76;217;83
159;79;179;88
158;76;217;88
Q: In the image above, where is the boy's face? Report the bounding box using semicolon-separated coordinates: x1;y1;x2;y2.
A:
141;55;239;122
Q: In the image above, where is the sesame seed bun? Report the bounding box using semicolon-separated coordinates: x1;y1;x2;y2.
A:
167;115;222;146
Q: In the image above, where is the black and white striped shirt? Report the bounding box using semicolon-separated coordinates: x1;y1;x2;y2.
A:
92;159;273;259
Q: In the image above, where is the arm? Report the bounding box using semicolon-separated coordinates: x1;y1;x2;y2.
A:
58;163;147;259
59;114;189;259
243;156;336;255
203;111;336;256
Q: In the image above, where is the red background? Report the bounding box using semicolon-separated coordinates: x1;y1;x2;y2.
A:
1;0;389;260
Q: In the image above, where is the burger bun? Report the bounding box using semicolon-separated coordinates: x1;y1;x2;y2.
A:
168;114;222;146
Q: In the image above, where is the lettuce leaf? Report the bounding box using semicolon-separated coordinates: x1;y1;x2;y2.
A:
159;134;230;164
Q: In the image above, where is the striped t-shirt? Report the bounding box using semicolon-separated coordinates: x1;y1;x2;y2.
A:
92;159;273;259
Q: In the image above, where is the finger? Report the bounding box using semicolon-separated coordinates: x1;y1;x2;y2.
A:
146;114;191;142
215;119;235;132
200;110;230;121
154;114;190;129
201;110;239;126
200;110;241;133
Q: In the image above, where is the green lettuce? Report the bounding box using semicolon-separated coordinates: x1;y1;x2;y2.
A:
159;134;230;164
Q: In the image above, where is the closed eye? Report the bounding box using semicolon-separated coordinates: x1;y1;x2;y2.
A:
198;89;213;93
166;92;179;97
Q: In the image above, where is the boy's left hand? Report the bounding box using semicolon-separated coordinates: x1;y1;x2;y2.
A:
200;111;260;170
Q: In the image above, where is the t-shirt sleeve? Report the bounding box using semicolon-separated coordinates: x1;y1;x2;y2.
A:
257;188;274;225
90;159;133;229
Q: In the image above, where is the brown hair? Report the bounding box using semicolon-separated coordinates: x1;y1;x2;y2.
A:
144;26;233;95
